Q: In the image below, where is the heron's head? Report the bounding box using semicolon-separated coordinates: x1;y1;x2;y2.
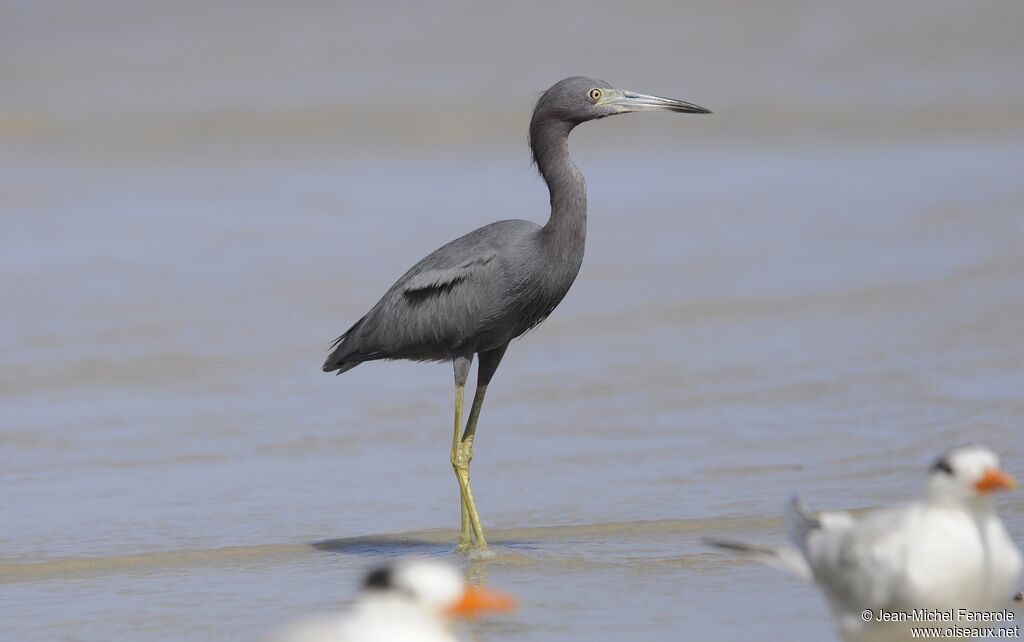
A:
926;444;1016;505
532;76;710;128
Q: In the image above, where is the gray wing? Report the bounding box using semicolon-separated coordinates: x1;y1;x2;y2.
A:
323;219;539;371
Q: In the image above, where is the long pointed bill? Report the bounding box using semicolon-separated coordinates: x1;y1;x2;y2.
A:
445;585;517;618
609;89;711;114
975;468;1017;493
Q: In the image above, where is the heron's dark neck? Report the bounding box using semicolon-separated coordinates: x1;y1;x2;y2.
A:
530;118;586;249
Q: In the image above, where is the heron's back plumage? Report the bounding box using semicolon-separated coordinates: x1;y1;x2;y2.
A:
322;218;581;373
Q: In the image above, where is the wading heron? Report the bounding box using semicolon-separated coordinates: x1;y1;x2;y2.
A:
323;76;710;551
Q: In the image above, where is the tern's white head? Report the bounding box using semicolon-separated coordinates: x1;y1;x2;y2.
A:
360;559;516;621
266;560;515;642
926;445;1017;505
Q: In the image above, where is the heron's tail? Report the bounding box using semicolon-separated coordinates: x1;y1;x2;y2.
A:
322;316;369;374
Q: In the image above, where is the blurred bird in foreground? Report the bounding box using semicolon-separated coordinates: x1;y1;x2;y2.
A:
267;559;515;642
322;76;709;551
708;445;1022;642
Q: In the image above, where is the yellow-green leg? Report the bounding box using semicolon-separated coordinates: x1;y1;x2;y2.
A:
463;385;490;547
451;383;488;551
450;346;507;552
451;383;472;550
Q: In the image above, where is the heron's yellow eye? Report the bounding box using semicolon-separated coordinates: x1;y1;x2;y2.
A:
588;88;603;102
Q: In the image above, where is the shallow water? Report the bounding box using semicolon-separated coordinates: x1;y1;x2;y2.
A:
3;1;1024;640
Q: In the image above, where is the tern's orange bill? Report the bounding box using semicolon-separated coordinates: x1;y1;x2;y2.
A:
446;586;517;618
975;468;1017;493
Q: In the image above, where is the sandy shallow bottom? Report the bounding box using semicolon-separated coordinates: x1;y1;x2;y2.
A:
4;1;1024;640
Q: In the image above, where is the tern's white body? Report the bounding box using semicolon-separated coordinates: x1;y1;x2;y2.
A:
799;499;1022;641
716;446;1023;642
272;597;459;642
337;596;459;642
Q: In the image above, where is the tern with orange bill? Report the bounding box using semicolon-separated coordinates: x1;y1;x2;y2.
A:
708;445;1022;642
268;559;515;642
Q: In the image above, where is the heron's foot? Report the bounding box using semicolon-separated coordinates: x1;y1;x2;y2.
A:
454;539;485;554
464;545;496;560
454;538;490;554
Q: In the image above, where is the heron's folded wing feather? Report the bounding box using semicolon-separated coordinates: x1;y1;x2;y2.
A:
401;251;497;295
